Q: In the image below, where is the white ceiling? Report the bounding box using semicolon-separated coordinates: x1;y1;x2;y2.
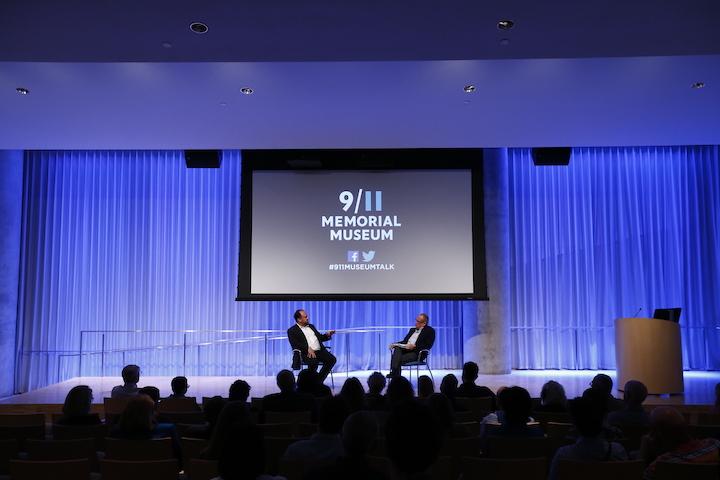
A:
1;1;719;149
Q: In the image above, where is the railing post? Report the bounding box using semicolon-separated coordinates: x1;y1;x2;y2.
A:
101;334;106;377
79;331;84;377
183;333;187;376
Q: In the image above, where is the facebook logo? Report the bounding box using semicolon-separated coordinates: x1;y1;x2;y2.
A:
347;251;360;262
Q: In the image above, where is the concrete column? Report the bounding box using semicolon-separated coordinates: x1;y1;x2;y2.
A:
0;150;24;396
463;148;511;374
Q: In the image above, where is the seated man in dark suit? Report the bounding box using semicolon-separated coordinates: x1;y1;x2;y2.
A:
287;309;337;383
386;313;435;378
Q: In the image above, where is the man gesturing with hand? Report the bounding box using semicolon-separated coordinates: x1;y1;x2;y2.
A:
287;309;337;383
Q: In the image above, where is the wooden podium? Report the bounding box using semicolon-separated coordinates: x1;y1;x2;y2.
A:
615;317;684;394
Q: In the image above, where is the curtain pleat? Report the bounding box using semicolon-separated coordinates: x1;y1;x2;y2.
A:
509;146;720;370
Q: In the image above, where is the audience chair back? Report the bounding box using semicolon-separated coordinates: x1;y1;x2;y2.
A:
438;436;482;460
531;411;572;429
555;459;645;480
655;460;720;480
104;437;174;460
366;456;394;480
296;422;318;438
103;397;131;424
0;414;46;450
697;413;720;425
279;458;311;480
157;397;199;413
180;437;208;466
427;455;454;480
485;437;550;460
10;458;91;480
100;459;178;480
688;424;720;441
25;438;97;469
259;422;296;438
461;456;546;480
51;423;108;450
0;438;19;474
265;410;312;425
455;397;494;420
185;458;218;480
264;436;297;475
545;421;574;439
157;411;206;424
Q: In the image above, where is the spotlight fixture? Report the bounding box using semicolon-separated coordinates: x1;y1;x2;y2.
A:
691;82;705;89
189;22;209;34
240;87;254;95
497;20;514;30
463;85;476;93
16;87;29;95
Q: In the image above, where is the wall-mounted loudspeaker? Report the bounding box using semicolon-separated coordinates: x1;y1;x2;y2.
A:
184;150;221;168
531;147;571;166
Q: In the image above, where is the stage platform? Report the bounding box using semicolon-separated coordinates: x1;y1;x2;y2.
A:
2;370;719;406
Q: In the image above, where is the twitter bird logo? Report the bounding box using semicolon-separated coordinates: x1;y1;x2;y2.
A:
362;251;375;262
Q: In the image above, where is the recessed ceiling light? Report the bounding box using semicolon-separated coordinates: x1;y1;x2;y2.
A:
189;22;209;34
691;82;705;89
16;87;29;95
240;87;254;95
497;20;514;30
219;102;228;107
499;38;511;46
463;85;476;93
161;41;173;49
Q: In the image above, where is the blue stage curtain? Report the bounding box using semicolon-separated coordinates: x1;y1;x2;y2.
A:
15;150;462;391
508;146;720;370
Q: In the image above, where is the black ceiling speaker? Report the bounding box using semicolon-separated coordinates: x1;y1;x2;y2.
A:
184;150;221;168
531;147;571;166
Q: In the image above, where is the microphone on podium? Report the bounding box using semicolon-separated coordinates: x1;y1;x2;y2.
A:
632;307;643;317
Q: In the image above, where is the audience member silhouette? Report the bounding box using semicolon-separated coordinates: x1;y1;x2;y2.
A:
714;382;720;414
339;377;366;413
229;379;251;403
535;380;568;413
111;364;141;398
282;395;348;465
56;385;101;425
213;412;285;480
589;373;623;412
485;386;543;439
203;401;254;459
262;369;316;420
365;371;387;410
110;394;181;461
606;380;650;427
456;362;496;409
549;388;627;480
297;369;332;398
138;385;161;405
185;395;227;439
385;376;414;408
168;376;190;398
385;400;443;480
417;375;435;399
439;373;463;411
426;393;470;439
310;411;388;480
641;406;720;479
